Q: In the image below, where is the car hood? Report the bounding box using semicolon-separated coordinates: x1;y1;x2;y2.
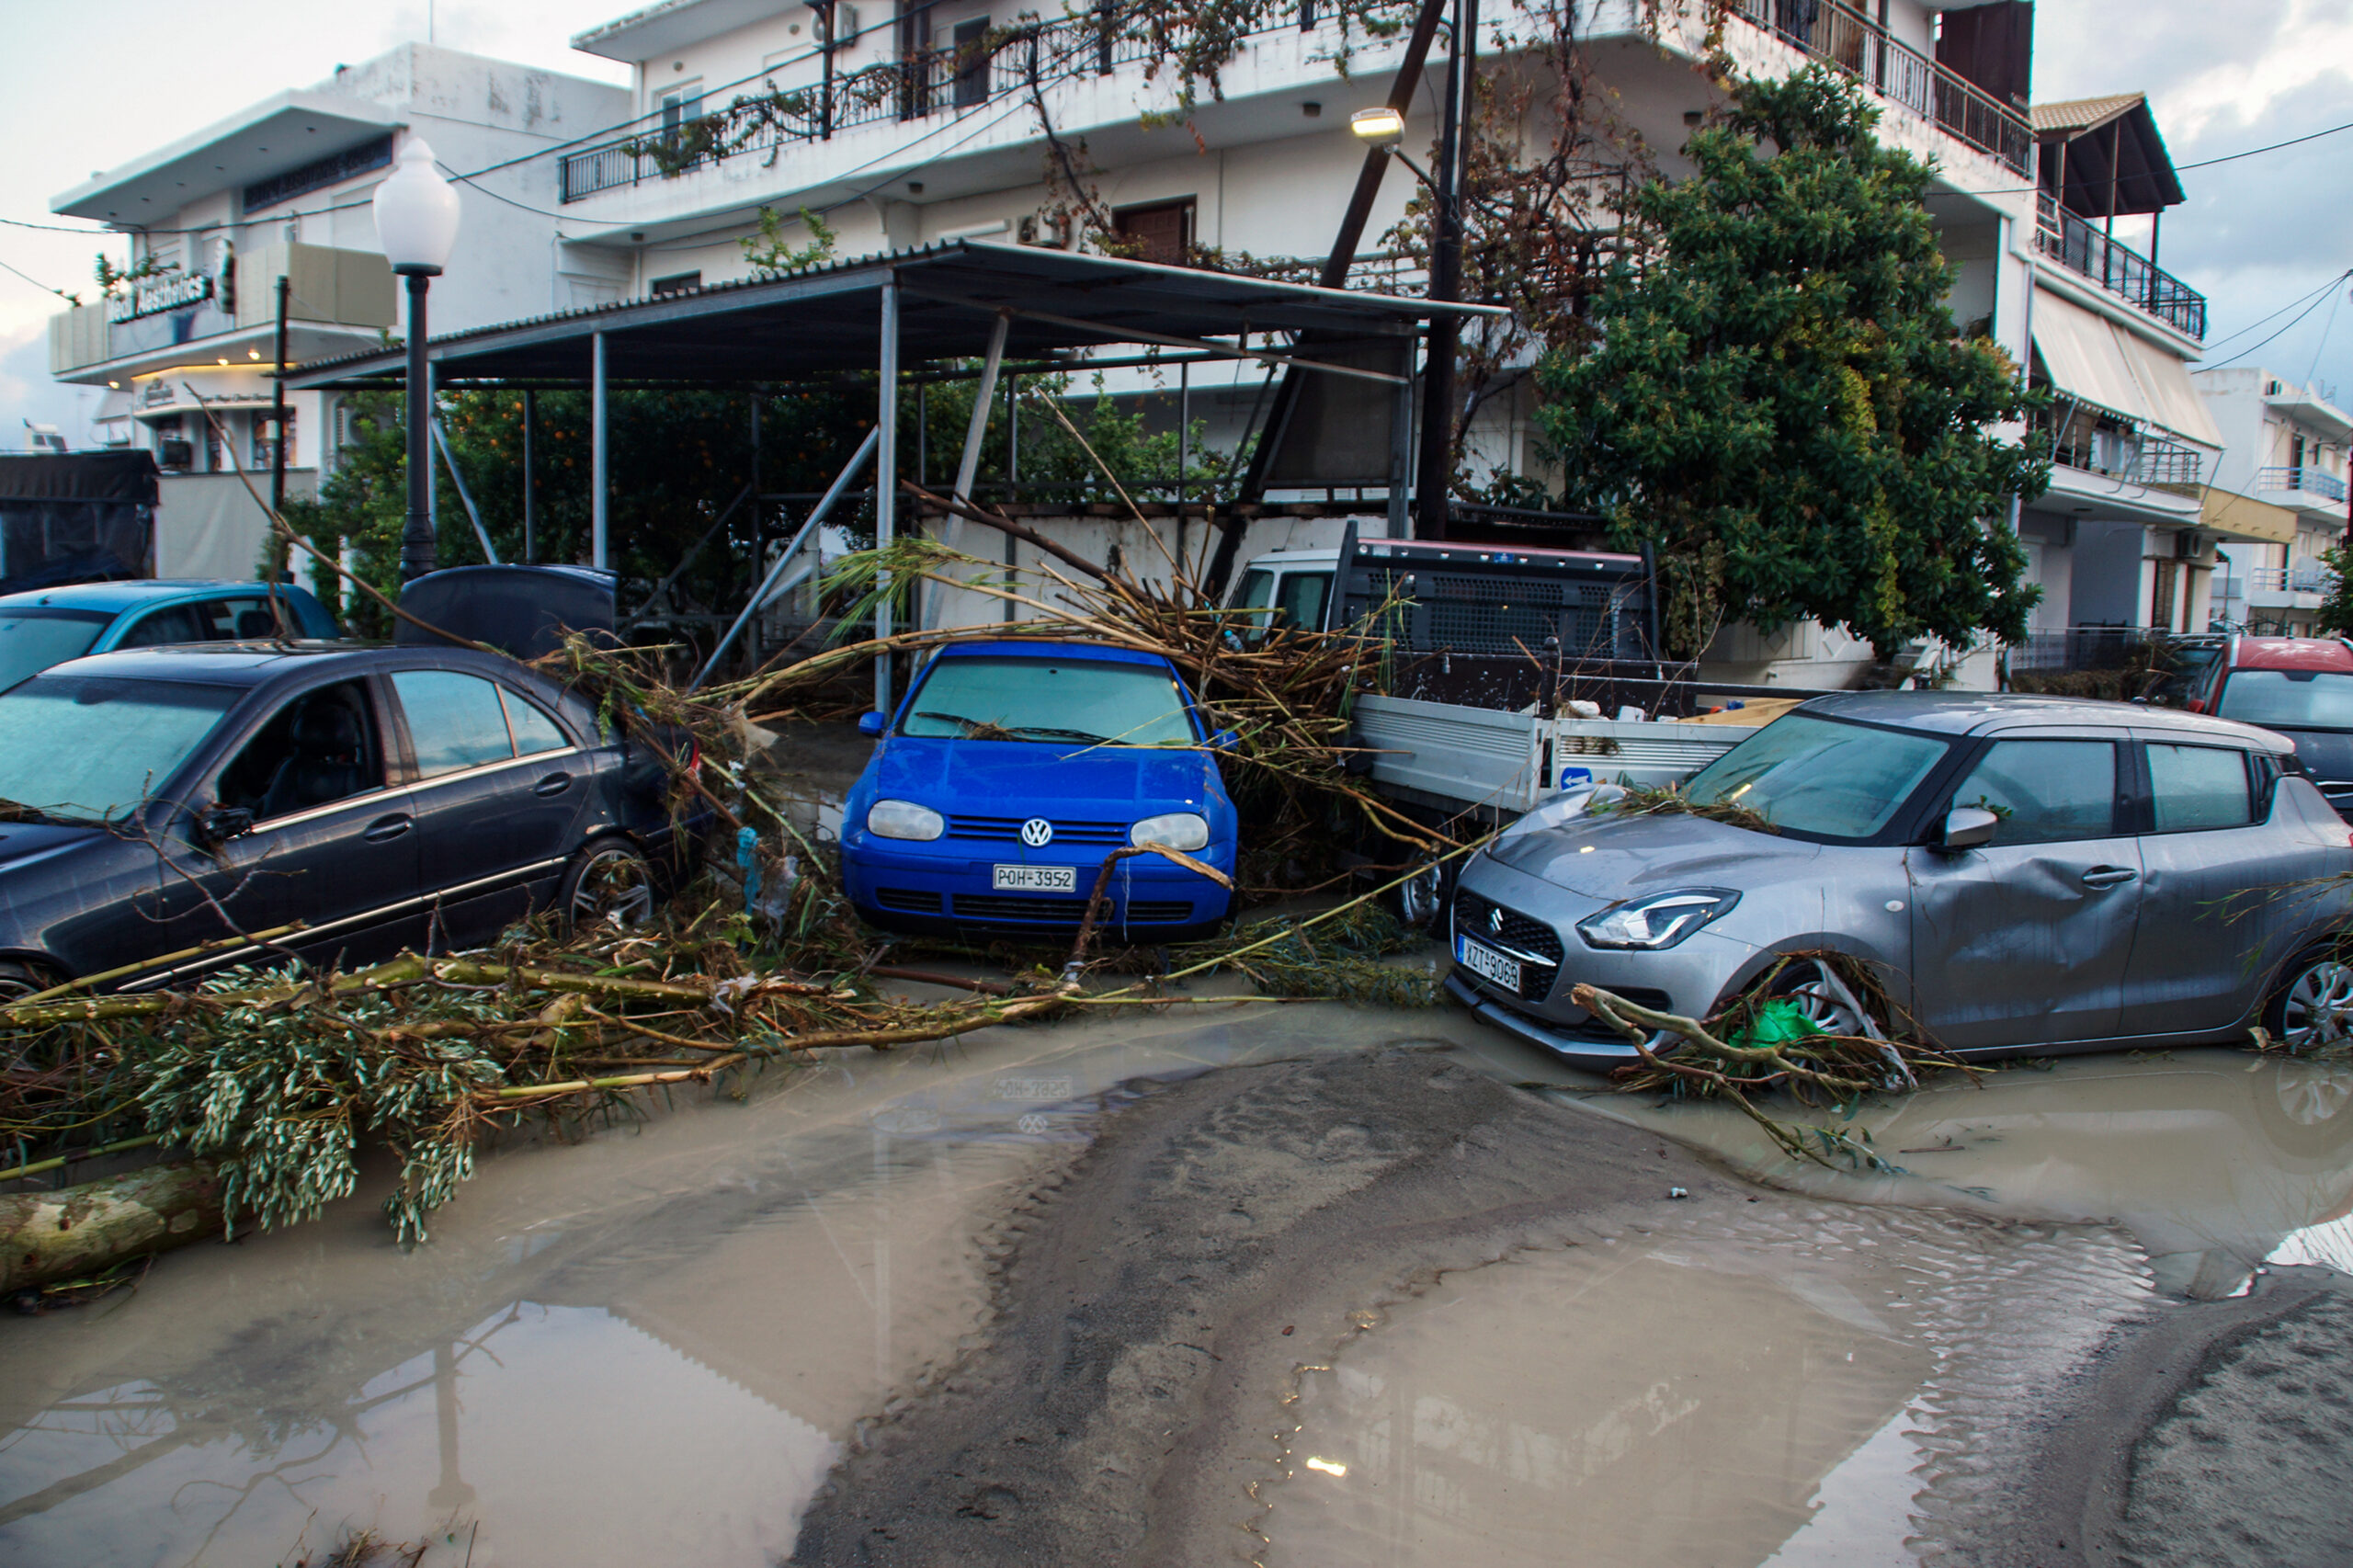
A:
1486;809;1824;899
867;737;1227;814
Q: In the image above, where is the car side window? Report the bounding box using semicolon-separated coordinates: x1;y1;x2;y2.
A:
1275;572;1330;631
394;670;517;778
2147;744;2254;833
1948;740;2117;846
216;679;384;821
502;688;570;756
199;597;280;641
116;605;210;648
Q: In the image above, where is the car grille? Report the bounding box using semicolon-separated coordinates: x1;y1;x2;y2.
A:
874;887;945;914
1452;889;1565;1002
949;814;1130;846
949;894;1194;925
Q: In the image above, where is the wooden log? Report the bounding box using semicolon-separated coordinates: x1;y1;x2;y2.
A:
1;1163;222;1295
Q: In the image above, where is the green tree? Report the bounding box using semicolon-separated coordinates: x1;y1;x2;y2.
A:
1535;66;2049;660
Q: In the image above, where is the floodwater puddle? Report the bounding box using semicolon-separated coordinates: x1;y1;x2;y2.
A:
0;998;1431;1566
1256;1041;2353;1567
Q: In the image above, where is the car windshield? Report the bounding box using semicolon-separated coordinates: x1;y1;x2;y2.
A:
900;655;1198;745
2216;668;2353;730
0;673;243;821
0;608;110;692
1681;713;1951;841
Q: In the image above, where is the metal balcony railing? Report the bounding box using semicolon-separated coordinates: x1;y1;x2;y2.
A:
2035;193;2207;340
2007;625;2160;673
2246;562;2338;595
1728;0;2031;172
560;2;1397;203
2256;465;2350;504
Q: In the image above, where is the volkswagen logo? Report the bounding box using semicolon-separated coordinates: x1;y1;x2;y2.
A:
1488;905;1506;935
1020;817;1054;847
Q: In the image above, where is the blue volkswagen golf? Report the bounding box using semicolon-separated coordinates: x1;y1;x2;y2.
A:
840;641;1239;940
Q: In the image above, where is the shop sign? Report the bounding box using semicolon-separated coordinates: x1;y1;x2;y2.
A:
109;271;215;323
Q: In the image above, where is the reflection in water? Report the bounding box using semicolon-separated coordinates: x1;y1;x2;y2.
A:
1546;1050;2353;1301
0;1002;1422;1565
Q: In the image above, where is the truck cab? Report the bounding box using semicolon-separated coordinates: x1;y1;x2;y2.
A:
1227;549;1338;637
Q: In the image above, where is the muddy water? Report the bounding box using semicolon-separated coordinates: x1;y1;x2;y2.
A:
0;1001;1451;1567
5;987;2350;1568
1255;1042;2353;1568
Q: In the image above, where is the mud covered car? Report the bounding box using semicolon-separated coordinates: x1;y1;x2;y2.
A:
1449;693;2353;1071
0;642;704;997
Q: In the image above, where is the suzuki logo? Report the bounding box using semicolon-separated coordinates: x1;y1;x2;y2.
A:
1020;818;1054;847
1488;905;1506;934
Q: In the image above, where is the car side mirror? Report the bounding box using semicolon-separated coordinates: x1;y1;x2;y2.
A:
858;711;887;737
1210;728;1239;753
198;805;255;846
1938;806;1998;853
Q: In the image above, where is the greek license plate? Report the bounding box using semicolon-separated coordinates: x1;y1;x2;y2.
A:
993;864;1076;892
1457;936;1521;993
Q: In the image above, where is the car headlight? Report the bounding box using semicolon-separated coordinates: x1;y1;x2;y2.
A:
867;799;945;841
1576;890;1739;950
1131;812;1211;851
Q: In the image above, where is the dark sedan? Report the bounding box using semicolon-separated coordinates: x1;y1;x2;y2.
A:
0;642;699;998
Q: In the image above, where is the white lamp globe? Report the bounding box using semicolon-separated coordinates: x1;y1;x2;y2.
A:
374;138;461;277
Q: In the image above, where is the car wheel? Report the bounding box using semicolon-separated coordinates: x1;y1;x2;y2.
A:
0;960;63;1006
562;841;657;935
1393;858;1451;934
2265;949;2353;1057
1760;956;1886;1040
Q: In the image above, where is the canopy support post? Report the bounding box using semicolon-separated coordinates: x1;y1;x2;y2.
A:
875;275;901;715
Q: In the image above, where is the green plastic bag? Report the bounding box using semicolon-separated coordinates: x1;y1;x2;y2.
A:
1730;997;1826;1049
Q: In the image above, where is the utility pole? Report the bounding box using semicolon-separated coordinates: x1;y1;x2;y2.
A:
1415;0;1476;540
268;272;290;574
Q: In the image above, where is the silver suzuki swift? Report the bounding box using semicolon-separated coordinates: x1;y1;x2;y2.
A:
1448;693;2353;1071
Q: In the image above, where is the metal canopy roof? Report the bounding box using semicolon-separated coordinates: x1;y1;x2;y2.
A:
2030;94;2185;217
286;240;1506;391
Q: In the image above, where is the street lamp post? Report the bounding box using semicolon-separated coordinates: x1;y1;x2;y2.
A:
373;138;461;582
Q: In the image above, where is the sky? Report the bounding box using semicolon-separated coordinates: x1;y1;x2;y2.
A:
1;0;2347;448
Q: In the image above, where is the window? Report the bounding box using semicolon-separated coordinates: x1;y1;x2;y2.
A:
503;689;570;756
1275;571;1330;632
951;16;992;107
118;605;213;648
659;85;705;137
0;675;241;821
216;680;383;821
394;670;517;778
899;655;1197;745
650;271;702;298
2147;744;2254;833
1681;714;1951;843
1112;199;1195;266
2216;669;2353;731
1949;740;2117;846
0;608;110;691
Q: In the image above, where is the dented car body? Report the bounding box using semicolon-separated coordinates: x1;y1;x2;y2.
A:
1449;693;2353;1070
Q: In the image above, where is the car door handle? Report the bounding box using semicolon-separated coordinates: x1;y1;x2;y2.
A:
2081;866;2138;889
533;773;574;797
363;814;413;843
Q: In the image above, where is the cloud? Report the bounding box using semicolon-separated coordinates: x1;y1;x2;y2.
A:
0;324;109;451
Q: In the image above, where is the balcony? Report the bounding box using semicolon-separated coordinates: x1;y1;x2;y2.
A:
1725;0;2031;173
563;4;1360;204
2035;193;2206;340
48;242;396;380
2246;559;2336;607
2256;465;2350;506
2034;403;2206;490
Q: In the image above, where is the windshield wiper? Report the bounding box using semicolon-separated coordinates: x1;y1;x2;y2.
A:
1009;726;1113;744
915;710;1016;740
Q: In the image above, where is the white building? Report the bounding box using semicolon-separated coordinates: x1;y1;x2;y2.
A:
44;45;628;578
2003;92;2264;678
2192;367;2349;634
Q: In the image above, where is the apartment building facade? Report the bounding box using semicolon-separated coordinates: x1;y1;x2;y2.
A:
43;46;627;575
2192;367;2350;634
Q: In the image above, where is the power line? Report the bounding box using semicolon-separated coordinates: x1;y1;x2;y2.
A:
0;254;75;301
2197;268;2353;355
2208;270;2353;369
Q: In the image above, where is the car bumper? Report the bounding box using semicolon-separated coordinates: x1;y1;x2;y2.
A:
842;837;1236;936
1444;850;1756;1071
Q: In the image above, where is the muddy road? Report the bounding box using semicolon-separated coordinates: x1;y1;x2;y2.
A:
3;994;2351;1566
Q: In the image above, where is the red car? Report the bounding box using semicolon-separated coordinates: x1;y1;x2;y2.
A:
2173;637;2353;819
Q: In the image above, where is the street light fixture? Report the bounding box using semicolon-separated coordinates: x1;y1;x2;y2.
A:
1349;106;1405;143
374;137;460;581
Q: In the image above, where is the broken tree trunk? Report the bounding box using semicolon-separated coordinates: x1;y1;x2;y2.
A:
1;1162;222;1295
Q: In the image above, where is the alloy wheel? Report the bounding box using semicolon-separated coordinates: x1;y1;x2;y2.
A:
1397;861;1446;931
1774;959;1875;1039
569;846;655;932
2279;959;2353;1055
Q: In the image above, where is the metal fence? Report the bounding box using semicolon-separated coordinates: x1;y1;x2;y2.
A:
2007;625;2161;673
1728;0;2032;172
2034;193;2207;340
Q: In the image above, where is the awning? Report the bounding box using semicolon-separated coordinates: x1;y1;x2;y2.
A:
2199;487;2297;546
2031;290;2222;447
